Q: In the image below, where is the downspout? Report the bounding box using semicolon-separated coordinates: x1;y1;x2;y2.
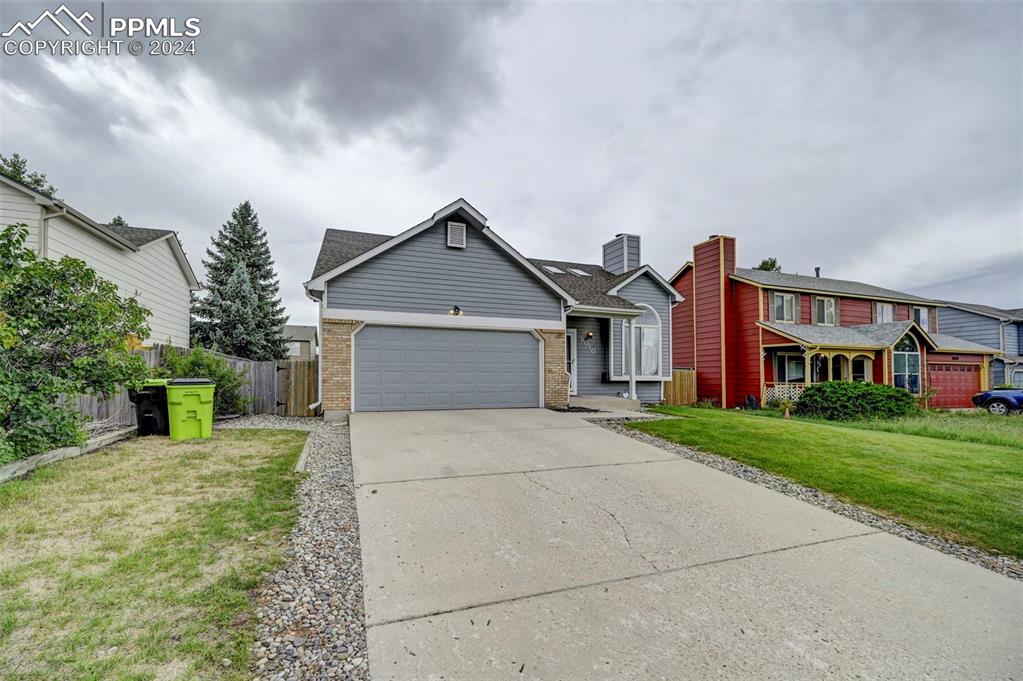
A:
628;318;637;400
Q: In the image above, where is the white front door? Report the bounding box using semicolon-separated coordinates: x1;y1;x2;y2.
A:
566;329;578;395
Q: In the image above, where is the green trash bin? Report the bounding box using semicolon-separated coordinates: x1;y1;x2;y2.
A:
165;378;215;441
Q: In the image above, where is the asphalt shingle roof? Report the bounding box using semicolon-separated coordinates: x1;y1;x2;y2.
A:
308;228;644;309
928;332;1001;353
527;258;640;310
760;319;998;355
103;223;175;247
283;325;317;343
734;268;934;304
310;229;392;279
940;300;1023;323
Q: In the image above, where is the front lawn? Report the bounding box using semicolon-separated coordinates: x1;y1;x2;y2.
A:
632;407;1023;557
756;408;1023;450
0;429;307;680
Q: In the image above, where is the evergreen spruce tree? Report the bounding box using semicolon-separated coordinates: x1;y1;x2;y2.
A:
110;215;128;226
206;263;263;358
191;201;288;359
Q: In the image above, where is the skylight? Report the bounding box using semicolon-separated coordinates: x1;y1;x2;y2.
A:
542;265;565;274
568;268;591;277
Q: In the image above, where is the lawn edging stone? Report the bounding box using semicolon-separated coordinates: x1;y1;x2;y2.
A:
215;415;369;680
601;416;1023;581
0;426;137;484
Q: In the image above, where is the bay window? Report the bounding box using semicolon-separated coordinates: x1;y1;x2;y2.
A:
621;307;661;377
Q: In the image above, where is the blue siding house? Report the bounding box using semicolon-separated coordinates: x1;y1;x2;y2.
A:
304;199;681;419
939;302;1023;387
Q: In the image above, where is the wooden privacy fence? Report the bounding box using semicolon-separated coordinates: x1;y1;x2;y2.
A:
276;359;319;417
74;345;318;426
664;368;697;406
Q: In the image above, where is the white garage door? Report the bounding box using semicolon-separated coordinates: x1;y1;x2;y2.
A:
354;326;541;411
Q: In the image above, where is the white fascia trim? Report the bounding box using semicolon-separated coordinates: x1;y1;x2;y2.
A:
529;330;545;407
322;308;565;331
567;305;644;318
480;226;578;305
608;265;683;302
304;198;485;292
152;233;201;290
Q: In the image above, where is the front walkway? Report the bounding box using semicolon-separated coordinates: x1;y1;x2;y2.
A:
351;409;1022;680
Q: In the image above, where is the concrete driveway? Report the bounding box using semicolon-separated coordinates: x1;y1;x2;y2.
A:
350;409;1022;680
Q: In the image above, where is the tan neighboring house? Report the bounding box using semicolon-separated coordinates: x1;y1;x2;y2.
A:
284;324;318;359
0;173;199;346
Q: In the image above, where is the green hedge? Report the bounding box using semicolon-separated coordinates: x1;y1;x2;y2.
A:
156;348;249;416
794;381;918;420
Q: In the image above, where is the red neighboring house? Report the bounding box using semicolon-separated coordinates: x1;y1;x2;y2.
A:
670;236;1000;409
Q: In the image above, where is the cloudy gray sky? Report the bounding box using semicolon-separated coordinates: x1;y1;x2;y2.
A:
1;1;1020;325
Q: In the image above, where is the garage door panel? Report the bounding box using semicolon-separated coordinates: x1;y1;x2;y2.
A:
355;326;541;411
927;363;981;409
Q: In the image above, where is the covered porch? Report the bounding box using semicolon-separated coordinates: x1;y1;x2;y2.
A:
565;308;666;404
764;346;879;403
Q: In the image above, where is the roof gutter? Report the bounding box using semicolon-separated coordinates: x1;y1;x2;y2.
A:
567;305;644;318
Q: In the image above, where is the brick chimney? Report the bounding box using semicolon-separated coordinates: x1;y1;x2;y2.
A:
692;235;736;407
602;234;641;274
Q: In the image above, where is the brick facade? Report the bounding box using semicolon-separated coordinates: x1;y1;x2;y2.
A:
537;328;569;410
320;318;364;417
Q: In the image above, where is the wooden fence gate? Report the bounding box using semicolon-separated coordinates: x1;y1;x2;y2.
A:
664;368;697;406
276;359;319;417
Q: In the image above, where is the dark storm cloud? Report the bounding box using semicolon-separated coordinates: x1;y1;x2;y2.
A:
0;1;512;152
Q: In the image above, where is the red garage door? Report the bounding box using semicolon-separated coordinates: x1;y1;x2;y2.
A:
927;363;981;408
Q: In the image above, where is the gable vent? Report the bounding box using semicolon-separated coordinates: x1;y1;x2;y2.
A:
446;221;467;249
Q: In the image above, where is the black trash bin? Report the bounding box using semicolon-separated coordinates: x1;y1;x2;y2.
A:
128;378;171;436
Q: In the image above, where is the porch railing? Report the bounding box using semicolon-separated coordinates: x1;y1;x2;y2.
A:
765;382;806;404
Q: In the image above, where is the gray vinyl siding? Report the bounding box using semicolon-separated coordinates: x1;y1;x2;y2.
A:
937;307;1002;350
602;240;625;275
609;274;672;379
568;316;662;402
626;235;640;270
1005;322;1021;356
326;222;563;320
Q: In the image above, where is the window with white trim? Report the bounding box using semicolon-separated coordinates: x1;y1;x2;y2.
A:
775;353;805;383
893;335;921;394
773;292;796;323
621;307;660;377
815;297;836;326
287;341;302;357
875;302;894;323
1012;369;1023;388
913;306;929;329
446;221;467;248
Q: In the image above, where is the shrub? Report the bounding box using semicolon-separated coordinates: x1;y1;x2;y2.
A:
0;225;150;463
157;347;249;416
794;381;918;420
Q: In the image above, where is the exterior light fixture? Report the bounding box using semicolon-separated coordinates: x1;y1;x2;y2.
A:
449;305;463;316
585;331;594;340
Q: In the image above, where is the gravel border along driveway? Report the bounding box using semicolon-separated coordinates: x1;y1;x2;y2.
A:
216;416;369;680
598;417;1023;581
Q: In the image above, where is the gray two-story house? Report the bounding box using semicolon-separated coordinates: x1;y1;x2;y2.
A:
938;301;1023;387
303;199;680;419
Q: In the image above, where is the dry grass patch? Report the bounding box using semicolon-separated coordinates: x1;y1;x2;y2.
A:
0;428;307;681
